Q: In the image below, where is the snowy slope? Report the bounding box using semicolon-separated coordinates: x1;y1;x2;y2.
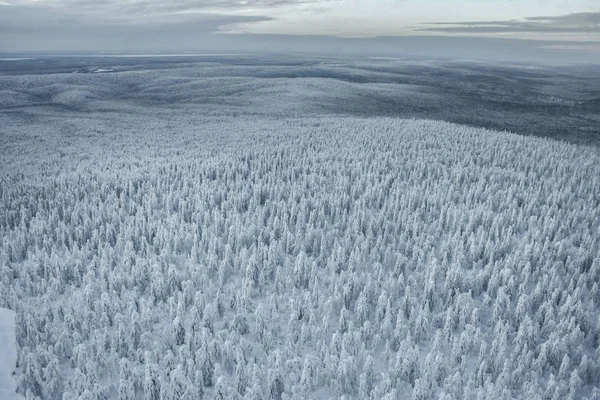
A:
0;309;24;400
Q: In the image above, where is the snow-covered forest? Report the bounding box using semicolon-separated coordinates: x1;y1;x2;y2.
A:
1;110;599;400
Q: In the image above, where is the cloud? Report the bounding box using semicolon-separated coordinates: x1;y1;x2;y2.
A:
0;3;273;33
418;12;600;35
0;3;275;52
2;0;312;22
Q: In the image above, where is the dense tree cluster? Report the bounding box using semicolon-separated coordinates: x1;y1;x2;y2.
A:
1;117;599;399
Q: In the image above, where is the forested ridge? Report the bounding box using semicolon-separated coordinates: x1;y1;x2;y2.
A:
1;117;599;399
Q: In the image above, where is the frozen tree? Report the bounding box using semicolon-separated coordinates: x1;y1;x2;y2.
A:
213;376;228;400
269;369;285;400
235;351;248;396
118;378;135;400
144;364;161;400
173;317;185;346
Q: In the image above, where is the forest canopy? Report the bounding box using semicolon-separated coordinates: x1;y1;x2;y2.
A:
1;116;599;399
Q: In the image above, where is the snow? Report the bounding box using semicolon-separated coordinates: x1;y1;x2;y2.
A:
0;309;24;400
0;60;599;399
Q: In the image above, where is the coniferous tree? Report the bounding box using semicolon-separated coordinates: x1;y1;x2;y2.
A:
144;363;161;400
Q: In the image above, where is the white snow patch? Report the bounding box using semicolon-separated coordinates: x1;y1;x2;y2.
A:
0;308;24;400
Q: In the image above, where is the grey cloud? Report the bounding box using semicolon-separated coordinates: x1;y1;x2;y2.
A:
527;12;600;25
4;0;312;19
418;12;600;34
0;4;272;33
0;2;286;54
0;3;275;52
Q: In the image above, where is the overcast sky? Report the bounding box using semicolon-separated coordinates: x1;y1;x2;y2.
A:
0;0;599;62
